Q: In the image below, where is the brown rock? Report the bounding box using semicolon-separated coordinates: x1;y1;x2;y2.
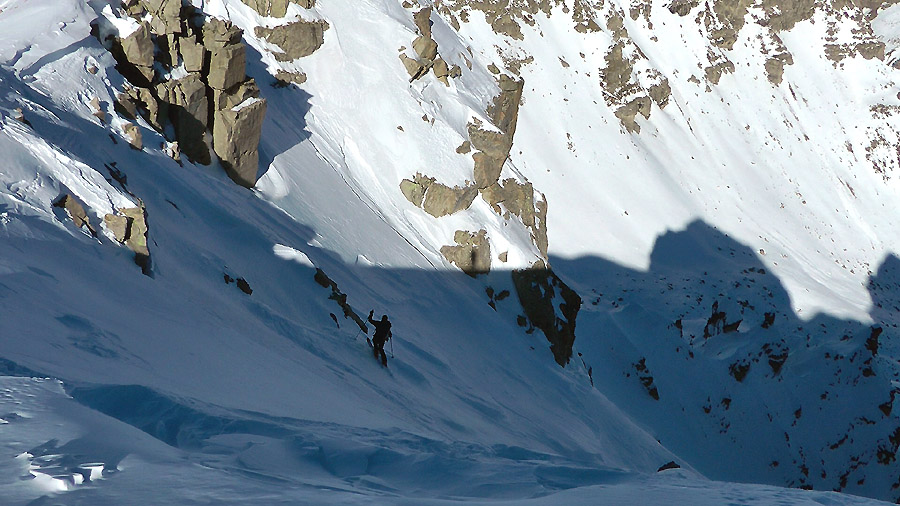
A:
208;44;247;90
157;73;210;164
414;7;433;38
440;229;491;276
53;194;95;235
123;122;143;150
512;266;581;366
422;182;478;217
255;20;327;61
202;17;243;50
179;36;206;73
412;36;438;61
213;95;267;187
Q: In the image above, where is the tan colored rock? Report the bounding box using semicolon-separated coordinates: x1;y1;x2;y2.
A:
114;91;138;120
118;21;155;84
255;20;327;61
141;0;182;34
422;182;477;217
208;43;246;90
481;179;535;227
414;7;433;38
104;214;128;242
455;140;471;154
400;54;428;80
157;73;210;164
764;53;794;85
202;17;243;50
275;71;308;86
213;96;267;188
53;194;95;235
412;36;438;61
440;229;491;277
240;0;290;17
400;178;429;207
123;122;143;150
179;36;206;73
473;152;504;189
433;57;450;85
107;204;151;274
211;79;261;111
614;96;652;133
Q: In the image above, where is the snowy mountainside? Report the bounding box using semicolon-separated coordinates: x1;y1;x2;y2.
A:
2;0;900;503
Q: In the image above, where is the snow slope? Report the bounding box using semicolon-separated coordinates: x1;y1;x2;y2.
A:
1;0;900;503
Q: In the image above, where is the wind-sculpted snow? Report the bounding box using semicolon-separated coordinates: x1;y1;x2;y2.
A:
3;0;900;503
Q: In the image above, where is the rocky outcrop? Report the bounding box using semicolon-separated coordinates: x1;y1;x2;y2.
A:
113;21;155;86
512;265;582;366
157;73;209;165
122;122;143;150
399;7;458;86
440;230;491;277
400;173;478;218
105;203;151;275
240;0;315;17
96;3;270;187
213;95;267;188
481;178;548;257
255;20;328;61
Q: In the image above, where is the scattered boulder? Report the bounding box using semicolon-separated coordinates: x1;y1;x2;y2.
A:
512;264;581;366
440;229;491;277
114;91;138;120
614;96;652;133
122;122;143;150
89;97;106;123
105;203;151;274
53;194;96;235
275;70;308;86
255;20;328;61
432;58;450;85
399;54;428;80
241;0;291;17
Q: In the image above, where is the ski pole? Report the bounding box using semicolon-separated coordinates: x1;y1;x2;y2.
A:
353;326;362;341
390;337;394;358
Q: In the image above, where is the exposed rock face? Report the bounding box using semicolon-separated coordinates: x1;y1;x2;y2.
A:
481;178;548;257
53;194;95;235
255;20;328;61
157;73;210;165
115;21;155;85
512;266;582;366
105;204;151;275
440;230;491;277
400;173;478;217
213;96;267;188
412;35;438;61
208;44;247;91
423;183;478;217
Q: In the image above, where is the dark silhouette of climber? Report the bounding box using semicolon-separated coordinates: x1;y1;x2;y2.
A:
368;310;392;367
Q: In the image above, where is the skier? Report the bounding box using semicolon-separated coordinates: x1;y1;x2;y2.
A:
368;310;392;367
